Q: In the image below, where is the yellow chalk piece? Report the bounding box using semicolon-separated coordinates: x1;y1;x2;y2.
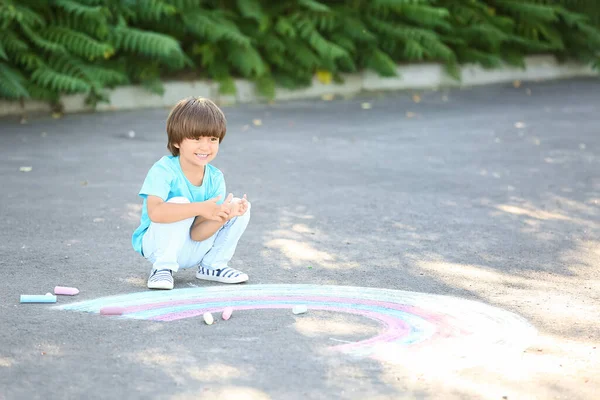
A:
321;93;334;101
316;70;332;85
203;312;214;325
19;166;32;172
252;119;262;126
513;80;521;88
361;102;372;110
412;94;421;103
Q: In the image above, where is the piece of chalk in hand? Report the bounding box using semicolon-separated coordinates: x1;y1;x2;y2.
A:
203;312;214;325
20;295;57;303
54;286;79;296
292;305;308;315
100;306;125;316
222;307;233;320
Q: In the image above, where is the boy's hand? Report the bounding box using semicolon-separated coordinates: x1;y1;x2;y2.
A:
202;195;231;222
225;194;249;219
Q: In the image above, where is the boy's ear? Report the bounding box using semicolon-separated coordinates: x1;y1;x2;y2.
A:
173;143;180;149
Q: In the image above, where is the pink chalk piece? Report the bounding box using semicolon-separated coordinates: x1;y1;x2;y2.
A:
100;306;125;316
54;286;79;296
222;307;233;321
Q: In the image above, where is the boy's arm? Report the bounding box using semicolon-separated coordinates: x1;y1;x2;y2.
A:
147;195;228;223
189;193;234;241
190;194;249;242
190;217;227;242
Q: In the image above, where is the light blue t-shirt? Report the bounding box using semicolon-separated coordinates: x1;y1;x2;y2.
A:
131;156;226;255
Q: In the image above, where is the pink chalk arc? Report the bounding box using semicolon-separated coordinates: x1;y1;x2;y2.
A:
55;284;536;365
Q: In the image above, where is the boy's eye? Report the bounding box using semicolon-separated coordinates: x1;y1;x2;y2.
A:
211;137;218;142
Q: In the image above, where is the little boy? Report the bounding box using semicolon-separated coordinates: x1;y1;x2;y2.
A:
132;97;250;290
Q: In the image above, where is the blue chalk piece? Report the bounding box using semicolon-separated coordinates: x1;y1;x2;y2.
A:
20;295;57;303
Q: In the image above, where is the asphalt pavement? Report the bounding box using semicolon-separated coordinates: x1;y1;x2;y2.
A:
0;78;599;400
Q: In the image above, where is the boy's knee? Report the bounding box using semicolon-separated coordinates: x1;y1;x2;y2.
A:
167;197;190;204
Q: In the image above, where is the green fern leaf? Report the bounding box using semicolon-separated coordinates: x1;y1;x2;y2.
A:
366;48;397;76
336;54;357;72
308;30;348;59
13;52;43;71
128;0;177;23
331;34;356;53
24;83;60;102
275;17;297;38
400;5;451;29
216;76;236;95
141;77;165;95
442;58;459;80
169;0;202;9
53;0;106;20
576;24;600;46
298;0;331;13
370;0;431;13
0;41;7;61
53;8;109;39
260;34;286;53
236;0;265;22
314;14;339;32
111;26;187;66
494;0;559;22
182;12;251;47
289;42;320;69
70;0;106;6
40;27;114;60
403;39;425;60
46;53;128;87
20;24;66;53
9;4;46;27
254;74;275;99
457;48;504;68
339;16;377;42
82;64;129;86
0;62;30;98
227;45;267;77
31;66;90;93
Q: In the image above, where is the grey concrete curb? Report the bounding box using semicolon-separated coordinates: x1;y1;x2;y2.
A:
0;55;596;117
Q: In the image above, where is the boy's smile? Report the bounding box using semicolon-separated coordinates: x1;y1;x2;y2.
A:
176;137;219;167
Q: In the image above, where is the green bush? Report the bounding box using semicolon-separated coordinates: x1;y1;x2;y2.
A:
1;0;599;108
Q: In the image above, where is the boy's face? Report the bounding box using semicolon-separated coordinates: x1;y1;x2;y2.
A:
175;136;220;167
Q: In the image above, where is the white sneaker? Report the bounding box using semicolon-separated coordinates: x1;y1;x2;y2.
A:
196;266;248;284
147;269;174;290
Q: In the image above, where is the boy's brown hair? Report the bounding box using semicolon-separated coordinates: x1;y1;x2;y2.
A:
166;97;227;156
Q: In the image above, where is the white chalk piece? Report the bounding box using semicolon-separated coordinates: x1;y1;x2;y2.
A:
292;305;308;315
20;295;57;303
203;312;214;325
100;306;125;316
222;307;233;320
